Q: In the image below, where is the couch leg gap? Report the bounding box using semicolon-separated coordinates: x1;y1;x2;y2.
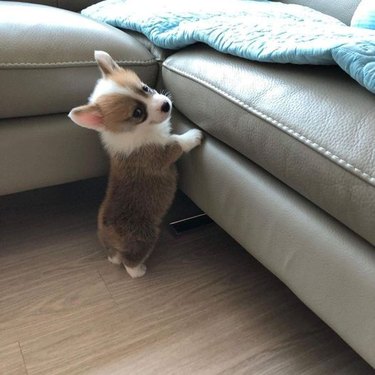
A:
169;213;213;235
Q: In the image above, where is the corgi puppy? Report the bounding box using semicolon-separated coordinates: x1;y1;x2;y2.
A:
69;51;202;278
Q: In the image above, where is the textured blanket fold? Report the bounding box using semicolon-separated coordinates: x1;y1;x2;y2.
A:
82;0;375;93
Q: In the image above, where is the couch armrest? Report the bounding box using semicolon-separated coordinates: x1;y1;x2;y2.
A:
7;0;101;12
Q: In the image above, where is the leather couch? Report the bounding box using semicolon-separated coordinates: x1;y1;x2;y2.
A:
1;0;374;367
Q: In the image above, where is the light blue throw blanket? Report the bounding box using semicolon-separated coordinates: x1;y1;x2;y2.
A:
82;0;375;93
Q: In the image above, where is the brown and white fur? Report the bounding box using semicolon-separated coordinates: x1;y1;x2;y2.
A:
69;51;202;278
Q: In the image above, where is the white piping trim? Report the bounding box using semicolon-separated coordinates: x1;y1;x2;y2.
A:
163;63;375;187
0;59;156;68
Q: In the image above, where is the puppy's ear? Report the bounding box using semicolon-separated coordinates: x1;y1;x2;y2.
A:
94;50;120;77
68;104;104;131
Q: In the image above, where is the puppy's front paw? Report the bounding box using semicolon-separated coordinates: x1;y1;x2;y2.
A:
186;129;203;146
125;264;147;278
178;129;203;152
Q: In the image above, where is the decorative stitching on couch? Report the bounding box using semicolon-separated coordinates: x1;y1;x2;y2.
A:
0;59;156;68
163;63;375;187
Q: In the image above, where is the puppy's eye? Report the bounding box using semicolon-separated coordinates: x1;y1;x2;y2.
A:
142;85;150;93
133;107;143;118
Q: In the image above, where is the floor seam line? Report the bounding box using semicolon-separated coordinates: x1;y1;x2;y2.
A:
18;341;29;375
97;269;119;307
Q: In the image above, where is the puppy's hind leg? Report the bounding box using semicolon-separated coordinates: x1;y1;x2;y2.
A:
124;263;147;278
107;250;123;265
122;237;157;279
98;225;123;266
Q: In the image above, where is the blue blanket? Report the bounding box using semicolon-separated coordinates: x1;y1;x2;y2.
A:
82;0;375;93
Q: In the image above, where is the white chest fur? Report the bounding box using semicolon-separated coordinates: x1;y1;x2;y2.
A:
100;120;172;156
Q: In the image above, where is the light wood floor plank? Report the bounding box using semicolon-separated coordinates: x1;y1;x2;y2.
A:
0;267;116;347
0;342;27;375
0;180;372;374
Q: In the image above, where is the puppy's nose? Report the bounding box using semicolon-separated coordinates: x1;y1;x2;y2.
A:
161;101;170;113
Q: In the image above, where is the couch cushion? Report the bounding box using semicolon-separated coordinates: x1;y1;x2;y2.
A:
162;45;375;245
277;0;361;25
351;0;375;30
0;2;158;119
7;0;101;12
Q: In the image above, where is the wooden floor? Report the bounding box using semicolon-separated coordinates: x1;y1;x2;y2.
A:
0;179;373;375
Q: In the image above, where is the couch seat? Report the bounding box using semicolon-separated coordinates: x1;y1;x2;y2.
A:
163;45;375;245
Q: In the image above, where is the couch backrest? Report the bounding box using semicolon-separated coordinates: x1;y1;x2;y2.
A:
277;0;361;25
6;0;101;12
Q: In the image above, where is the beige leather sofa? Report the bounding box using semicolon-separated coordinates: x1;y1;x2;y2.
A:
1;0;374;367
